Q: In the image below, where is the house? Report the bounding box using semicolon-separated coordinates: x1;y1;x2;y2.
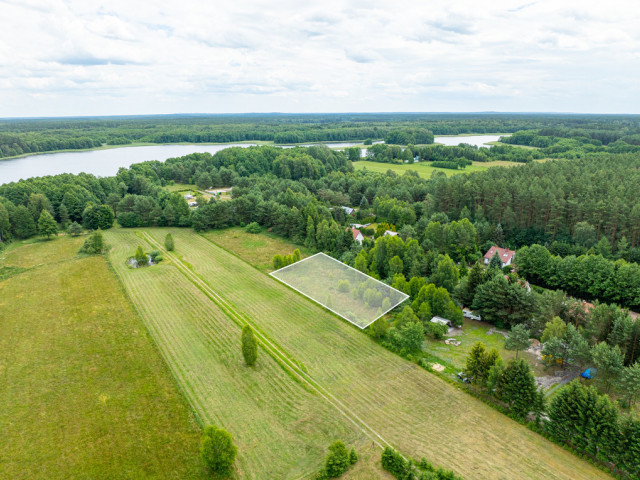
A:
341;206;355;215
483;246;516;267
184;194;194;200
430;316;452;327
348;227;364;245
384;230;398;237
350;223;371;229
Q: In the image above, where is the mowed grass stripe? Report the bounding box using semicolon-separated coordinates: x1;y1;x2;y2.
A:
141;230;395;452
154;228;611;480
105;229;361;479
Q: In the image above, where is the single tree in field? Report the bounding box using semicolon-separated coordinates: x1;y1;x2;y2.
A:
164;233;175;251
504;324;531;359
241;325;258;366
79;231;105;255
200;425;237;477
38;210;58;239
67;221;84;237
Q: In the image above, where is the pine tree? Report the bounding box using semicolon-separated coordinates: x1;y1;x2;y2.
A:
465;342;487;384
38;210;58;239
592;342;624;392
241;325;258;366
67;221;84;237
305;216;316;248
618;361;640;407
498;358;537;419
504;324;531;359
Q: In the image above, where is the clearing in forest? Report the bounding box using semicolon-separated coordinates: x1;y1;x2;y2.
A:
271;252;408;328
122;228;610;480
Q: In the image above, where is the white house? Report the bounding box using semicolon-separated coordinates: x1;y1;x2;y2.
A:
430;316;452;327
384;230;398;237
341;206;355;215
349;227;364;245
483;246;516;267
184;194;194;200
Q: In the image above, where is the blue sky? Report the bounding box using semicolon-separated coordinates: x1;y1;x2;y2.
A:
1;0;639;116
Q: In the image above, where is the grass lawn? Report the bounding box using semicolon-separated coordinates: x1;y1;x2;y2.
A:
0;235;207;480
353;160;486;178
139;228;610;480
423;318;546;376
203;227;313;272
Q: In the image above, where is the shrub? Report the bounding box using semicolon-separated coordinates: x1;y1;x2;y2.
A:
325;441;350;478
381;447;407;477
241;325;258;366
337;279;351;293
200;425;237;476
79;231;105;255
246;222;261;234
349;448;358;465
149;250;162;262
67;221;84;237
164;233;175;251
134;245;148;265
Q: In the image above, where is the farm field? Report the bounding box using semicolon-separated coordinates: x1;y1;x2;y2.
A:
203;227;313;272
104;229;362;479
353;160;490;177
137;228;611;480
0;235;207;480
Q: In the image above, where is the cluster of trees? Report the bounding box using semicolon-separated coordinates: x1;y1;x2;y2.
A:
516;244;640;309
381;447;463;480
316;441;358;479
272;249;301;270
546;381;640;478
465;342;544;420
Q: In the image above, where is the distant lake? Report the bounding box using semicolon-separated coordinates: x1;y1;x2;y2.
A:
0;136;506;185
433;134;507;147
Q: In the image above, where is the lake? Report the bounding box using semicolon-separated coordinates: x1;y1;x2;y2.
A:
433;134;506;147
0;136;505;184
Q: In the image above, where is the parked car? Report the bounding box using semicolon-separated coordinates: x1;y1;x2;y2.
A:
457;372;471;383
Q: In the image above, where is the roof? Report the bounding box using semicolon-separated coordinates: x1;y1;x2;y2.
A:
484;245;516;263
384;230;398;237
341;206;355;215
430;316;451;326
349;227;362;241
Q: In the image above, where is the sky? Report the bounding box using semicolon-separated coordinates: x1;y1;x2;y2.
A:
1;0;639;117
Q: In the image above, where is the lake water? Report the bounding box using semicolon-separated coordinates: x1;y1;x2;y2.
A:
0;136;506;184
433;134;506;147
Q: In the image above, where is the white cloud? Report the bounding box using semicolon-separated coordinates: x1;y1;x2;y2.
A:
0;0;639;116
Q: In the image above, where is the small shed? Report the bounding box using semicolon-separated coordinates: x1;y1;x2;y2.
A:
430;316;452;327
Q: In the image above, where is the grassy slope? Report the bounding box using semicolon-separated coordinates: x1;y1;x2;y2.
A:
144;228;610;480
104;229;360;480
0;235;207;480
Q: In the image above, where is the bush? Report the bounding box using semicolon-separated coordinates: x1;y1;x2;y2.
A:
337;279;351;293
67;221;84;237
381;447;407;477
200;425;237;476
246;222;261;234
164;233;175;251
149;250;162;262
79;231;105;255
134;245;148;265
349;448;358;465
241;325;258;366
325;441;350;478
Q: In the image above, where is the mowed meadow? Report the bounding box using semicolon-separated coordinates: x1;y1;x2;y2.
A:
0;236;207;480
104;229;364;479
107;227;611;480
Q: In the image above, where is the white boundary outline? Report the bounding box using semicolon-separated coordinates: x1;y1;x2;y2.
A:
270;252;409;329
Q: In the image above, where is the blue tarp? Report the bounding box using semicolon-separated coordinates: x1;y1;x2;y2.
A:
581;368;597;379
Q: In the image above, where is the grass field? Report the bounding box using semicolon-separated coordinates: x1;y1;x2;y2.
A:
203;227;313;272
104;229;362;479
0;235;207;479
123;228;611;480
353;160;491;178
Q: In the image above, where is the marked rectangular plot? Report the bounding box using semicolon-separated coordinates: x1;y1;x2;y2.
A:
271;252;408;328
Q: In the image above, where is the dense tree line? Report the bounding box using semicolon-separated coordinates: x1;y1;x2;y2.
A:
516;244;640;309
4;113;640;158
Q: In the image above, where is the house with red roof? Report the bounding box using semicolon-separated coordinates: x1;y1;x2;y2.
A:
484;246;516;267
349;227;364;245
